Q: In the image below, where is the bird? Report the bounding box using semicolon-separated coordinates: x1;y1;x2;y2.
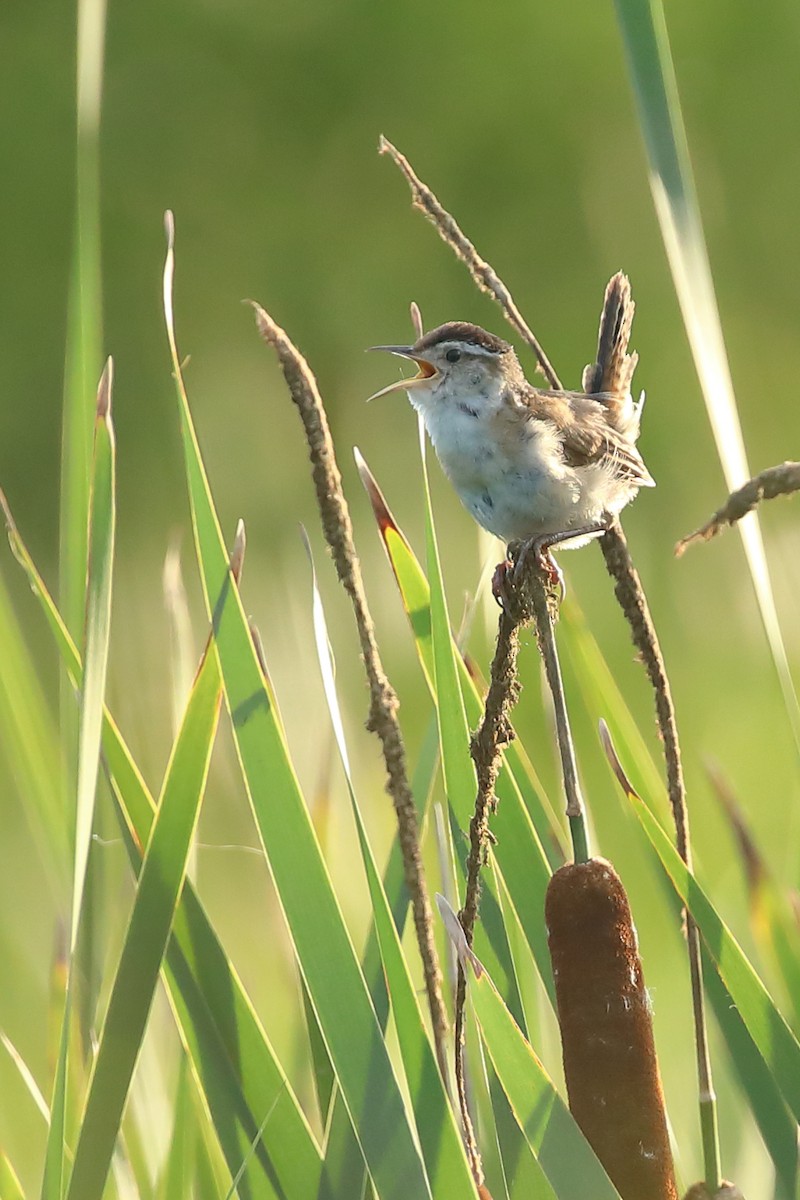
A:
369;292;653;593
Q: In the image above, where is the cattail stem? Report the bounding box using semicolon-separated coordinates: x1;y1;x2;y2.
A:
527;568;590;863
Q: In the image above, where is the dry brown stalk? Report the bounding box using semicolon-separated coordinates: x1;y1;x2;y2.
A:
250;303;450;1088
379;136;563;390
676;461;800;554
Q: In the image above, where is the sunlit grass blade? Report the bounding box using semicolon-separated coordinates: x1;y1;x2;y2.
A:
629;790;800;1121
71;359;114;955
60;0;106;643
0;1032;50;1124
357;450;558;1006
65;637;221;1200
614;0;800;750
305;536;478;1198
0;1153;27;1200
41;359;115;1200
164;214;431;1200
469;964;621;1199
703;956;798;1199
415;423;522;1018
0;504;322;1200
157;1060;197;1200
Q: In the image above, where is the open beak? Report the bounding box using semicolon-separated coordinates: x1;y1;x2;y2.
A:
366;345;438;401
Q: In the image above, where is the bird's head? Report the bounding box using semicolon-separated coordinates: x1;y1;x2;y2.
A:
368;321;522;408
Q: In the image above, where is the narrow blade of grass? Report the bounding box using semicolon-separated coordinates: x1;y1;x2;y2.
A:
470;964;621;1199
703;955;798;1199
60;0;106;643
164;214;431;1200
0;504;323;1200
71;359;114;953
65;638;221;1200
630;789;800;1122
41;360;115;1200
357;451;557;1006
0;1153;27;1200
305;539;478;1198
614;0;800;750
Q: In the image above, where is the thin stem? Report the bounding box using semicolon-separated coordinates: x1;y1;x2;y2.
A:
527;570;591;863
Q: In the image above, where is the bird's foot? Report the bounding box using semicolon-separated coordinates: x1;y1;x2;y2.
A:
491;538;565;610
491;558;514;608
513;537;566;603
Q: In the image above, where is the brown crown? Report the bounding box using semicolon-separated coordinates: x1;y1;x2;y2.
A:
414;322;511;356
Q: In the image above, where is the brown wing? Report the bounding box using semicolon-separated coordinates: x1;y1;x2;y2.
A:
514;387;655;488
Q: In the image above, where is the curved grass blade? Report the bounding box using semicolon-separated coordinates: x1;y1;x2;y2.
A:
468;961;621;1199
356;451;557;1006
630;789;800;1122
65;638;221;1200
0;503;322;1200
164;214;431;1200
305;537;478;1199
614;0;800;750
415;425;530;1035
703;954;798;1200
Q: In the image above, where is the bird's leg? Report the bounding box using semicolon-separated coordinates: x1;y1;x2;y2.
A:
492;521;611;608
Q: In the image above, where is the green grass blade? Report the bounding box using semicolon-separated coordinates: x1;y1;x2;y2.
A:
0;1153;27;1200
0;1032;50;1124
630;789;800;1122
703;955;798;1199
65;639;221;1200
0;502;323;1200
305;540;478;1199
71;359;114;954
470;964;621;1199
41;360;115;1200
357;452;557;1006
614;0;800;749
164;215;431;1200
414;429;525;1024
60;0;106;640
157;1060;197;1200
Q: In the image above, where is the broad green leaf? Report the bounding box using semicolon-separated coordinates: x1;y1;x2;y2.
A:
166;224;431;1200
630;791;800;1122
65;638;221;1200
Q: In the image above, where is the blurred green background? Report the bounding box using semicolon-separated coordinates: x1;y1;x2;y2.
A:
1;0;799;1193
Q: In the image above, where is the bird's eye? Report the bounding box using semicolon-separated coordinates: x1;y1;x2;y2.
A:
445;348;461;363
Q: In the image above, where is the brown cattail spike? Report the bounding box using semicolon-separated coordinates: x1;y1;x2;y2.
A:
546;858;677;1200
